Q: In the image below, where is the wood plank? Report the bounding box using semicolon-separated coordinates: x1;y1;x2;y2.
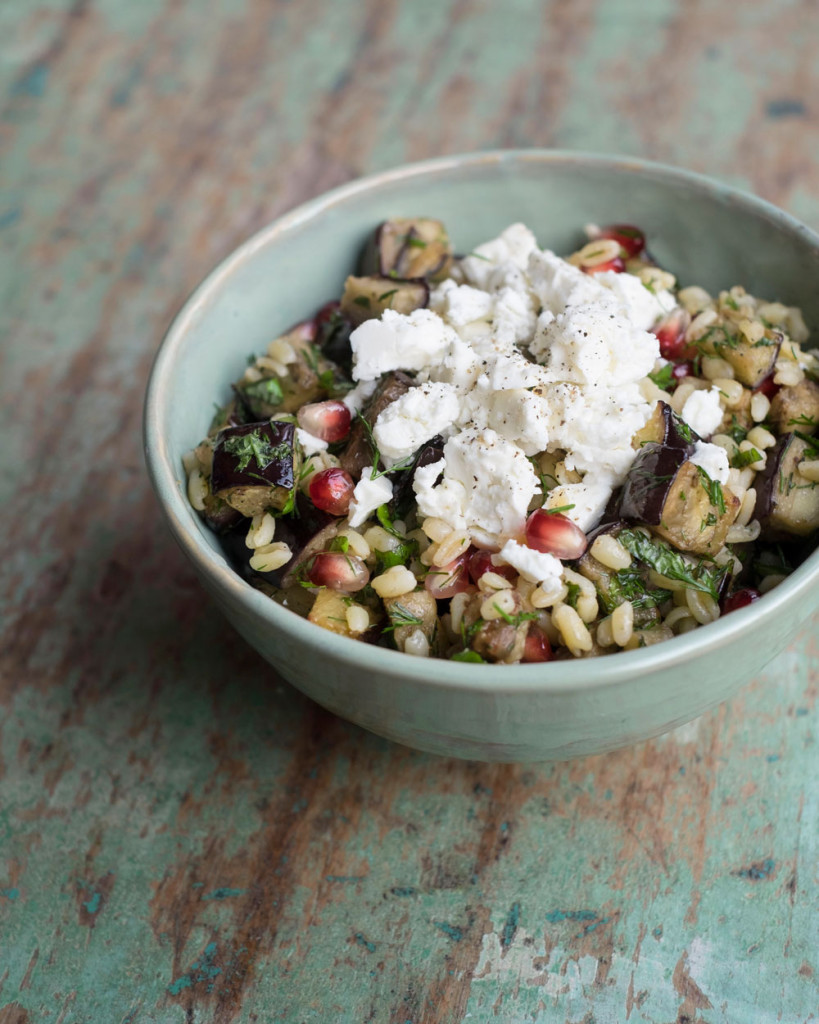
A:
1;1;818;1020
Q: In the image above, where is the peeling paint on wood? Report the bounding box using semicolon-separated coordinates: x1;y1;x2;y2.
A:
2;0;819;1021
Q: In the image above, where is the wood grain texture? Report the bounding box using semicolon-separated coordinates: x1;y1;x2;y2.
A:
1;1;819;1021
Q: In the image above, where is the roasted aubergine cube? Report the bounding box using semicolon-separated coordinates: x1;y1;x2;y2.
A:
234;319;344;419
340;275;430;327
361;217;452;281
383;590;439;653
696;322;781;388
211;420;299;517
769;379;819;435
753;432;819;538
340;371;415;477
632;401;700;450
619;442;740;556
389;434;445;521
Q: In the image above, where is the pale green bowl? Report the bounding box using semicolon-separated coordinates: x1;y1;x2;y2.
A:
144;150;819;762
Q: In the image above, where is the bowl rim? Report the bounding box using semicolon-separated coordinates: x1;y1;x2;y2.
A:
144;148;819;696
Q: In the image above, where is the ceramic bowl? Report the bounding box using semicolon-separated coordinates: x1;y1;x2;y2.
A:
144;150;819;762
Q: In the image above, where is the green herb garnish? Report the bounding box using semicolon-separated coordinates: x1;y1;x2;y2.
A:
618;528;728;601
241;376;284;408
731;447;762;469
648;364;675;391
222;430;290;472
383;603;425;634
451;649;485;663
696;465;726;515
492;605;538;628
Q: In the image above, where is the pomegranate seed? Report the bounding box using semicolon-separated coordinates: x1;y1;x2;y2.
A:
425;554;471;599
309;468;355;515
308;551;370;593
653;308;695;361
672;361;693;382
595;223;646;258
582;255;626;275
289;318;318;343
721;588;761;615
298;400;351;443
467;549;516;585
522;625;553;663
315;300;341;326
525;510;588;560
754;375;780;401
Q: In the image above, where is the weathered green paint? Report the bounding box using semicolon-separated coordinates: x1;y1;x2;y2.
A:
1;1;818;1021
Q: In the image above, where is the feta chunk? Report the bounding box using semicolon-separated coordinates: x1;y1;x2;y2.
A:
689;440;730;485
350;309;459;381
461;384;551;456
430;280;493;326
342;378;378;414
413;427;537;544
595;269;676;330
543;477;616;532
531;304;659;387
295;427;328;456
348;469;393;529
495;540;563;586
460;223;538;290
373;382;460;463
681;387;724;439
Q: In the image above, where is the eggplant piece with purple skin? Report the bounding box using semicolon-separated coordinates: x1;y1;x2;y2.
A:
340;371;415;478
361;218;452;281
631;401;699;450
619;441;740;556
315;303;355;375
235;320;344;420
753;432;819;538
389;434;445;521
340;275;430;327
219;494;337;590
211;420;299;517
201;494;244;534
697;324;782;388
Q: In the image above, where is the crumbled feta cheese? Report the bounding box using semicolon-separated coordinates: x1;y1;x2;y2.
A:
418;332;482;390
460;223;538;290
348;469;393;529
342;378;378;414
373;382;460;463
689;440;730;485
347;225;670;541
681;387;724;438
413;427;537;545
461;384;551;457
495;540;563;586
430;280;493;326
350;308;459;381
530;304;658;387
527;248;603;315
295;427;328;456
539;382;651;481
543;477;616;532
595;269;675;330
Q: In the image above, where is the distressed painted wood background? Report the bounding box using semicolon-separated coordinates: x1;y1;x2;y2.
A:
1;1;818;1021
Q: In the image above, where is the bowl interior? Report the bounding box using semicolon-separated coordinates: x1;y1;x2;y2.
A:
145;150;819;697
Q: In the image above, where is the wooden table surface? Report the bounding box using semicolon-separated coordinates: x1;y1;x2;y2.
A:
2;2;818;1021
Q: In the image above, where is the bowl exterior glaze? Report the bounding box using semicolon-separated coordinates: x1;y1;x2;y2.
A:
145;150;819;761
